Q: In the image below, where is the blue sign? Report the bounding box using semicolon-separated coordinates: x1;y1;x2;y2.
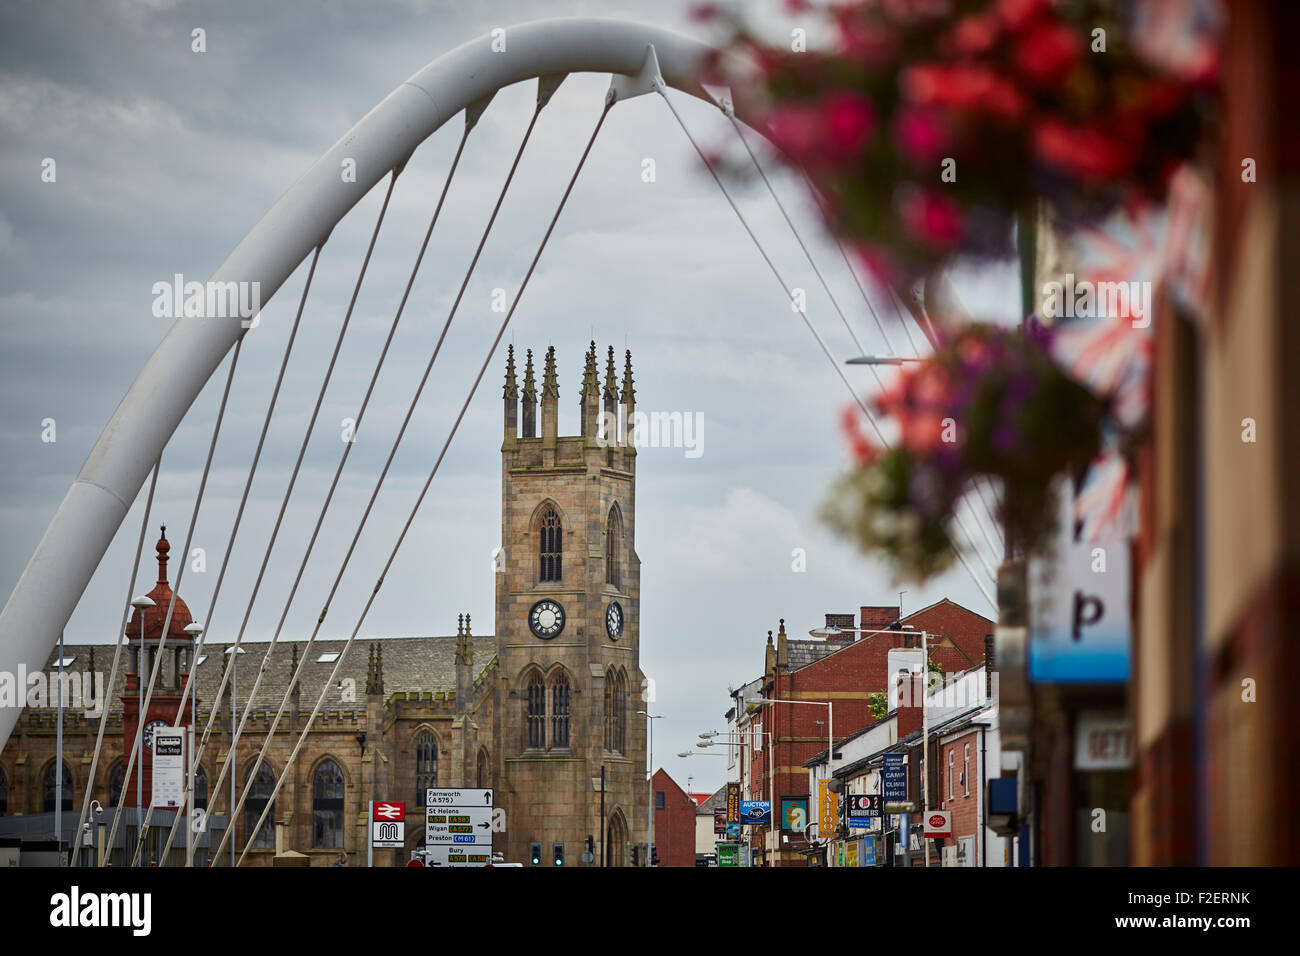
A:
1028;476;1131;683
862;835;877;866
726;822;740;839
739;800;770;826
882;754;907;802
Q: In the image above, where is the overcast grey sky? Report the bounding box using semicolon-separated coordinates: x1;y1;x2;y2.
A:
0;0;1016;795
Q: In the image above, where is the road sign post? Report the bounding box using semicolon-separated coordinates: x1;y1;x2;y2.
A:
422;789;494;866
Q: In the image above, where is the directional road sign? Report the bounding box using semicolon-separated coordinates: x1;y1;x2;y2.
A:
425;806;494;844
423;844;493;867
425;788;492;808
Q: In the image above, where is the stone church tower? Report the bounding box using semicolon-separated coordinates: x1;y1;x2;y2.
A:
492;342;647;866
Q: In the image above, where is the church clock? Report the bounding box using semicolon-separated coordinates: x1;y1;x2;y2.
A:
143;719;168;750
606;600;623;641
529;599;565;640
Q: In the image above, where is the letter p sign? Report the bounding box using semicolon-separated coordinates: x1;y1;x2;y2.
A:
1072;591;1104;642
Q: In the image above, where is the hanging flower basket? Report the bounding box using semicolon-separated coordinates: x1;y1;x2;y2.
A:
703;0;1217;283
822;321;1106;580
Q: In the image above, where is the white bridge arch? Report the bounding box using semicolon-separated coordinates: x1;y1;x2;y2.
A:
0;17;732;747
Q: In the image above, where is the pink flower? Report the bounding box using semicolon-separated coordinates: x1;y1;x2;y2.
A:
893;107;949;164
823;92;877;158
766;105;821;163
841;405;880;465
897;187;965;250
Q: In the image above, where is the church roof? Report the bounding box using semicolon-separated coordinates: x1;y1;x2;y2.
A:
31;633;496;716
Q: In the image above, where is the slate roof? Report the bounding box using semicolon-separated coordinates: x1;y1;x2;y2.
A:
30;634;497;715
786;640;841;671
695;784;729;815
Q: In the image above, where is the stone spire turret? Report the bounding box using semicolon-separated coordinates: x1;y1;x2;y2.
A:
580;340;600;438
603;345;619;440
503;343;518;443
366;642;384;697
776;618;789;674
521;348;537;438
764;629;776;681
620;349;637;455
541;346;559;453
455;613;474;714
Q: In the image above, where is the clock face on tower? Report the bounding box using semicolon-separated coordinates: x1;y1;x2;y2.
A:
606;600;624;640
529;599;565;640
143;719;168;750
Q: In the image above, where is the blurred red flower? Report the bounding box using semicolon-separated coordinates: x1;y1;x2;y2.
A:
898;187;965;249
1034;119;1133;183
1015;21;1081;86
823;92;877;158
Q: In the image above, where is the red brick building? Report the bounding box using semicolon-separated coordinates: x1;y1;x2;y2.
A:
738;599;992;865
651;769;696;867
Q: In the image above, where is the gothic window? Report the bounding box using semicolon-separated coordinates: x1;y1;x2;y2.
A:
194;765;208;810
551;672;571;750
615;671;627;754
476;749;489;790
538;505;562;582
415;732;438;807
312;759;345;849
0;767;7;815
603;668;616;752
527;674;546;749
605;506;623;589
241;764;276;850
43;761;72;812
108;761;125;806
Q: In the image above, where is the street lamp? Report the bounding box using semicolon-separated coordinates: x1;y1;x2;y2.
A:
698;728;775;862
223;644;245;868
636;711;663;867
845;355;922;365
129;594;154;866
797;623;935;866
183;621;202;868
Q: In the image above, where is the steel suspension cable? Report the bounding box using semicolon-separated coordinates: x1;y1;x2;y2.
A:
725;110;1004;565
72;455;162;865
192;170;401;854
211;114;509;861
659;87;996;606
154;242;325;863
232;95;613;866
107;334;243;864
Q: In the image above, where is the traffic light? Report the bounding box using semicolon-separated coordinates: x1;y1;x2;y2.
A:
650;844;659;867
631;845;640;867
552;842;565;866
530;842;542;866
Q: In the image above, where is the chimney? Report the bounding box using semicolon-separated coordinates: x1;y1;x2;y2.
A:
896;671;924;738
